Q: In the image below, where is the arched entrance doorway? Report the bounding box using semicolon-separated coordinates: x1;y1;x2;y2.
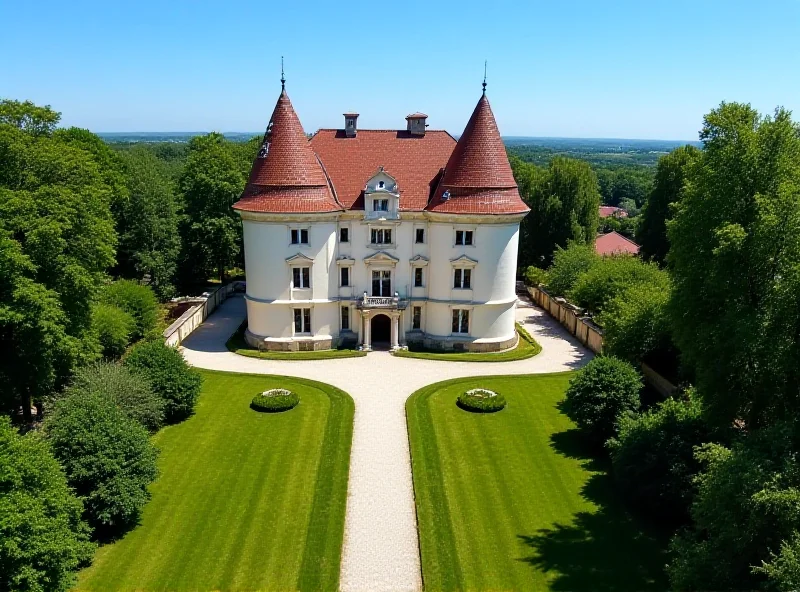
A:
371;314;391;349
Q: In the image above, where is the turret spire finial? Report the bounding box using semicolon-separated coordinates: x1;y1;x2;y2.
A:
482;60;487;95
281;56;285;90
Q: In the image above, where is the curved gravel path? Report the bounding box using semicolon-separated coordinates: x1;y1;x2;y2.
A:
181;295;592;592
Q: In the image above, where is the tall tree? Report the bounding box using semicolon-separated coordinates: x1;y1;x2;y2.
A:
514;156;600;267
668;102;800;430
637;145;700;264
179;133;244;285
0;99;60;136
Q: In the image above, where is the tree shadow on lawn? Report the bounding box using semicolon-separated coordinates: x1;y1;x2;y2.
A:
517;429;669;591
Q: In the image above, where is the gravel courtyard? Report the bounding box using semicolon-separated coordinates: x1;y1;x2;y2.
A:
181;294;592;592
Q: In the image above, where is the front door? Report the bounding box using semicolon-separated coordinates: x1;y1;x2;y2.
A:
371;270;391;297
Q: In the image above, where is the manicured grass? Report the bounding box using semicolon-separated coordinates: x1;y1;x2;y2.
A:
227;323;366;360
77;369;354;592
394;324;541;362
406;374;667;591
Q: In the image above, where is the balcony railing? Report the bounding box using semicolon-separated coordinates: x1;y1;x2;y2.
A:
364;209;400;221
356;292;408;309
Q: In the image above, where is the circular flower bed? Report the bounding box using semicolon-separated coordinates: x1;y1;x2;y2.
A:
251;388;299;413
457;388;506;413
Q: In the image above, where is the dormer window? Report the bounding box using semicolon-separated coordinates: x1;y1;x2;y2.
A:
373;199;389;212
344;113;359;137
378;180;385;189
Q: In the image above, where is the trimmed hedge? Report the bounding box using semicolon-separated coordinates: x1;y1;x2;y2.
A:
251;389;299;413
457;388;507;413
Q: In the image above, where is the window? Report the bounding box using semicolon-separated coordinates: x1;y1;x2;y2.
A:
373;199;389;212
341;306;350;330
412;306;421;330
340;227;349;243
455;230;473;246
291;228;309;245
452;309;469;334
371;270;392;296
378;180;385;189
347;118;354;128
370;228;392;244
453;268;471;289
292;267;310;288
415;228;425;244
294;308;311;333
340;266;350;287
414;267;423;287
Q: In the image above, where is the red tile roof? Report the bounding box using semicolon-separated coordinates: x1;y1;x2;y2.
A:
310;129;456;211
595;231;640;256
234;89;341;214
426;94;529;215
599;205;628;218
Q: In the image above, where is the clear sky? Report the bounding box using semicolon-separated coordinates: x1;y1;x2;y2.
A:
2;0;798;140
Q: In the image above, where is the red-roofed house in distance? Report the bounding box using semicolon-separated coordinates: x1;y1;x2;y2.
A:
599;205;629;218
595;231;641;256
233;78;529;352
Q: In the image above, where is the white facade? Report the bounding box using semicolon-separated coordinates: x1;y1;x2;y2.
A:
240;171;525;352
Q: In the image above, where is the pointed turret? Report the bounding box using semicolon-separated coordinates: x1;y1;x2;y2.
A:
427;93;529;215
234;88;341;214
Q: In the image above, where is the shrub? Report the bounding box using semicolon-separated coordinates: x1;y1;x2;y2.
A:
457;388;507;413
68;362;165;432
524;266;549;287
608;393;709;524
561;356;642;445
101;280;160;341
92;303;134;360
546;242;599;297
599;281;674;364
124;340;203;422
0;416;95;592
250;389;299;412
569;254;669;314
45;391;159;535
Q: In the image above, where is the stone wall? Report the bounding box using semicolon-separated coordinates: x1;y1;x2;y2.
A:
164;282;242;347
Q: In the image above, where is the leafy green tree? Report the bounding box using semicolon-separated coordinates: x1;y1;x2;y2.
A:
117;146;181;299
668;103;800;429
179;133;244;285
101;280;160;341
608;394;709;524
753;534;800;591
514;156;600;267
67;362;164;432
45;390;159;534
91;303;133;360
545;242;599;297
636;145;700;264
0;99;60;136
124;340;203;423
0;416;94;592
561;356;642;446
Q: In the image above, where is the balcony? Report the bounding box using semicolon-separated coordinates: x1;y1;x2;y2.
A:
364;209;400;221
356;292;408;310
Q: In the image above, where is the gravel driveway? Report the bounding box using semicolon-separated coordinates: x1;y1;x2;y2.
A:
181;295;591;592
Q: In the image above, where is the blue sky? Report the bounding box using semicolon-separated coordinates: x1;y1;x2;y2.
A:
1;0;798;140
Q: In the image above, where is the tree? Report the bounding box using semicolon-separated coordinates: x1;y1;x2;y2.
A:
45;390;159;534
561;356;642;446
636;145;700;264
0;99;60;136
117;146;181;299
545;242;599;297
0;416;94;592
67;362;165;432
514;156;600;268
124;340;203;423
100;280;160;342
91;303;133;360
668;103;800;429
179;133;244;285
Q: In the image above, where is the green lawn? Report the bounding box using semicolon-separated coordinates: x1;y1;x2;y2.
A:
77;370;354;592
394;324;542;362
227;324;367;360
406;374;667;591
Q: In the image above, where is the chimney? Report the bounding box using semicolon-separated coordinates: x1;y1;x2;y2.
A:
406;112;428;136
344;113;359;137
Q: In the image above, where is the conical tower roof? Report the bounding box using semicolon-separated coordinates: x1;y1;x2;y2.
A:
234;89;341;213
427;93;529;215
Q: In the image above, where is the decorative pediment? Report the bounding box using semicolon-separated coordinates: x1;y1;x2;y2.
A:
336;255;355;266
409;255;429;266
364;166;399;195
450;254;478;267
364;251;399;267
285;253;314;264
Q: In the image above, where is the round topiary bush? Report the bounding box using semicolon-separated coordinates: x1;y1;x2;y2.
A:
457;388;506;413
251;389;299;413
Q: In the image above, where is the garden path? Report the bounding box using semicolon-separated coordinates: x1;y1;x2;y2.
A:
181;294;592;592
